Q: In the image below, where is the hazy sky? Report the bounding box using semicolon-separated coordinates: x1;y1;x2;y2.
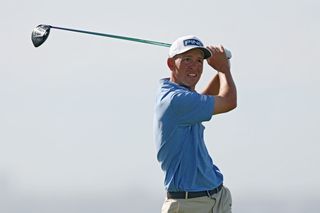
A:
1;0;320;212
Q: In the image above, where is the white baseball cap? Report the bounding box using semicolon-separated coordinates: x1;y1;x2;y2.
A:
169;35;212;59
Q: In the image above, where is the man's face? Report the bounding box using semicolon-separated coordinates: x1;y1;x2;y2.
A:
169;49;204;90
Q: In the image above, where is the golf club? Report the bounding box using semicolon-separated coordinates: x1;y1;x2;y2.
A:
31;24;171;48
31;24;232;58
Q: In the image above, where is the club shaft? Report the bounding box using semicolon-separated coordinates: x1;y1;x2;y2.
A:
50;25;171;48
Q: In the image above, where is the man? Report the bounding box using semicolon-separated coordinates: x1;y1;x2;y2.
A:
154;35;237;213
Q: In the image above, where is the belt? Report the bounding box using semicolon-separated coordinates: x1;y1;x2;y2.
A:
167;184;223;199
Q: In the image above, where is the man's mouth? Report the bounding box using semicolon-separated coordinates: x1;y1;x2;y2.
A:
187;73;197;77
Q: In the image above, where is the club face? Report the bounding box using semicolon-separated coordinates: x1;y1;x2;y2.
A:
31;25;51;47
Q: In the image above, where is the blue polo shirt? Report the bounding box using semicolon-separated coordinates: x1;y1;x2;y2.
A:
154;78;223;192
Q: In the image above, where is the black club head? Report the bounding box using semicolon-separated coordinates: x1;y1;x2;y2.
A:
31;25;51;47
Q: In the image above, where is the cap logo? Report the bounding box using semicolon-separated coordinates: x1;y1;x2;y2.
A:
183;39;203;47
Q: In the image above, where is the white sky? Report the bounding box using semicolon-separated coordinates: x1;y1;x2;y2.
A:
1;0;320;212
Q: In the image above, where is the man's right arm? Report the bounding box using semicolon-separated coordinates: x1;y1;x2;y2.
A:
203;45;237;115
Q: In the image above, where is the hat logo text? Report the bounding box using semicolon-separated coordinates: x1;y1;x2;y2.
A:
183;39;203;47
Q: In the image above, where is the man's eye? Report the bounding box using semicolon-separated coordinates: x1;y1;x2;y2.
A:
183;57;192;62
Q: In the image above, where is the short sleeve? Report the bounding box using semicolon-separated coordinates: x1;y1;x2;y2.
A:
170;90;214;124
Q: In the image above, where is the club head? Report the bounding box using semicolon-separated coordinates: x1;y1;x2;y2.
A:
31;25;51;47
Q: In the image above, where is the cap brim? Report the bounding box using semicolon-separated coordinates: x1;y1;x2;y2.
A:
198;47;212;59
171;46;212;59
186;47;212;59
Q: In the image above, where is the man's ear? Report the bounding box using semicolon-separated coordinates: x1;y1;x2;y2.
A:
167;58;175;71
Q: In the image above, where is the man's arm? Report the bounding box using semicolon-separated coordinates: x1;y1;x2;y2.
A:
202;45;237;115
202;73;220;96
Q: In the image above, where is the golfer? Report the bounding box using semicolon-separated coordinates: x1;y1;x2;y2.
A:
154;35;237;213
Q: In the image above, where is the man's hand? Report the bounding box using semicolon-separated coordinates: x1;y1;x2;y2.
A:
206;45;230;73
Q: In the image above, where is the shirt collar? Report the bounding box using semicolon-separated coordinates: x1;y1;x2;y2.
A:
160;78;192;91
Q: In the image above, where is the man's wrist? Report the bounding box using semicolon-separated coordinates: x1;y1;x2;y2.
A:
217;64;230;73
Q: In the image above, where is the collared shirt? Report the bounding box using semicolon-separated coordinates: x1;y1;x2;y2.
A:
154;78;223;192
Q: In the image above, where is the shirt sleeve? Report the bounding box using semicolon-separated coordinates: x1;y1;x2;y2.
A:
170;90;214;124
